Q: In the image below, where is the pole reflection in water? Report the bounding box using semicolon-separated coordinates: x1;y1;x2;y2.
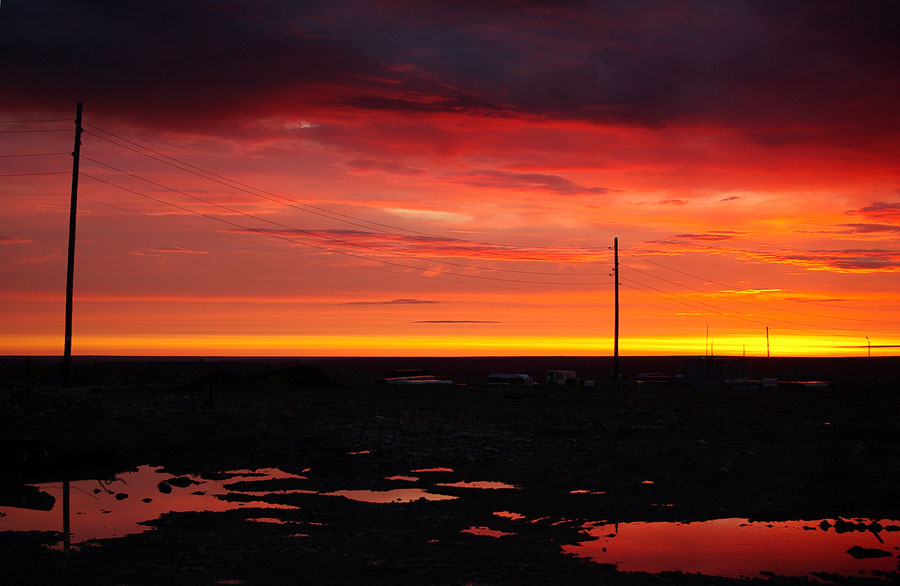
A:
0;466;304;546
62;479;70;552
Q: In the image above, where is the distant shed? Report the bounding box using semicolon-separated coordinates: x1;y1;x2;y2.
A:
546;370;578;385
683;357;749;386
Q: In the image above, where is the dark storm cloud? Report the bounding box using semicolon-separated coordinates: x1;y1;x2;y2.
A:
2;0;898;136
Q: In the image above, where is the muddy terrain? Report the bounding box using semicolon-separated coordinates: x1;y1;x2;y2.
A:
1;358;899;585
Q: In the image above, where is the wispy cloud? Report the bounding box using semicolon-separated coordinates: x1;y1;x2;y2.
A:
637;240;900;273
411;320;501;324
846;200;900;222
346;159;424;175
227;228;607;262
452;170;611;195
132;246;209;257
339;298;439;306
0;236;33;245
673;232;741;242
839;223;900;234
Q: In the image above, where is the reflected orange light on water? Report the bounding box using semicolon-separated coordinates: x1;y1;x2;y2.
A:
563;518;900;578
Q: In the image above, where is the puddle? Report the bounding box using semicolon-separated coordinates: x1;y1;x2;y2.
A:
436;481;518;490
494;511;526;521
385;475;420;482
245;517;301;525
0;464;468;544
562;518;900;579
323;489;458;503
0;466;301;545
410;467;453;473
462;526;515;538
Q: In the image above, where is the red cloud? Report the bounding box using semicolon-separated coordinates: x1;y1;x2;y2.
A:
450;170;611;195
636;240;900;274
847;201;900;223
226;228;607;263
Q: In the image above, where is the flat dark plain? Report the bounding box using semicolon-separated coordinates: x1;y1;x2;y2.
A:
1;356;898;585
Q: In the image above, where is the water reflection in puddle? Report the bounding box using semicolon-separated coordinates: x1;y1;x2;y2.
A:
245;517;300;525
462;526;515;538
0;466;301;545
323;489;457;503
562;518;900;579
436;481;518;490
494;511;526;521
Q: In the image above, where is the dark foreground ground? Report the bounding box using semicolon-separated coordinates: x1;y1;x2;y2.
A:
1;357;899;585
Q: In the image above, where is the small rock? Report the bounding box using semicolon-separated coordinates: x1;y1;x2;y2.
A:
846;546;892;559
157;481;173;494
168;476;193;488
115;493;128;500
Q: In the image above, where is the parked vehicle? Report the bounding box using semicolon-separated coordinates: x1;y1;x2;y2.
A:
546;370;578;385
487;373;535;386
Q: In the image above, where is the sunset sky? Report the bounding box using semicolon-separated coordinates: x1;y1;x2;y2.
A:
2;1;899;357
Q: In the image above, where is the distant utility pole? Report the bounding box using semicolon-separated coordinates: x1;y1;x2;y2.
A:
866;336;871;358
612;237;619;381
63;103;83;388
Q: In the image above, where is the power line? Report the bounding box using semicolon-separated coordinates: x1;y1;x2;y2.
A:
80;172;584;293
0;171;69;177
0;152;70;158
621;262;890;324
0;119;71;124
0;194;67;198
620;277;867;335
622;251;898;312
81;155;601;286
81;194;315;257
83;125;610;272
0;129;70;134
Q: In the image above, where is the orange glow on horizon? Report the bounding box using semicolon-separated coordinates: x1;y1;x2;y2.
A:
3;332;896;358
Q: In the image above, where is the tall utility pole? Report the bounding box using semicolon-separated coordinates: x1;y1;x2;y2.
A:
63;103;83;388
613;237;619;381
